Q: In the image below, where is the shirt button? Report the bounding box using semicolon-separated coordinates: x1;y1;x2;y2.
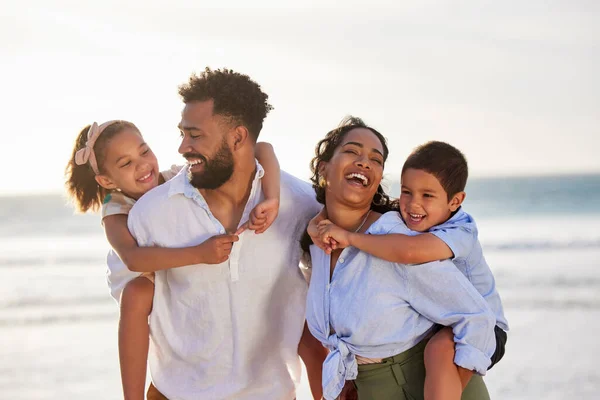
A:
339;258;345;263
220;229;225;234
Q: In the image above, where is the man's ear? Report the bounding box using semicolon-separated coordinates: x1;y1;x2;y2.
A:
232;125;250;151
95;174;118;191
448;191;466;212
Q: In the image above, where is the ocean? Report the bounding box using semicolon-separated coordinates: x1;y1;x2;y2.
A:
1;174;599;399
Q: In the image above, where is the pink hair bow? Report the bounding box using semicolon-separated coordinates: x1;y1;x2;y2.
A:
74;120;118;175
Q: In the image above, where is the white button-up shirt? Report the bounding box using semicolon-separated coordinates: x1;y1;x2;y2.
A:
127;163;321;400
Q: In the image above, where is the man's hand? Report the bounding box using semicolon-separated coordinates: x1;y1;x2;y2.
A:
195;234;239;264
236;198;279;235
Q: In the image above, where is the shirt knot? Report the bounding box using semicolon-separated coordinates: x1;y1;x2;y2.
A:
322;333;357;400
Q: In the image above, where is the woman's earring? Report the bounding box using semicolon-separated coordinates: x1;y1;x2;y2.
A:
318;175;327;188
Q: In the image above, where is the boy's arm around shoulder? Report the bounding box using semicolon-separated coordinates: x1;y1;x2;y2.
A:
347;231;453;264
343;212;453;264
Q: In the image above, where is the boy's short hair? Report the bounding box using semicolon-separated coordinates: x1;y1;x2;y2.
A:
401;141;468;199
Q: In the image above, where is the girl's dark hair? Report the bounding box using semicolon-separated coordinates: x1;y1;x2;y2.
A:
65;121;139;213
301;116;399;252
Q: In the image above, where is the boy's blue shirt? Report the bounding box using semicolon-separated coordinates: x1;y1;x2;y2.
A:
371;209;509;331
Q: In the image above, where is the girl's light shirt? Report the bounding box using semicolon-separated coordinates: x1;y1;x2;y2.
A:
102;165;181;302
429;208;509;331
305;211;496;400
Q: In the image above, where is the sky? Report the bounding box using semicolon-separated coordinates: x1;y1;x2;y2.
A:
1;0;598;195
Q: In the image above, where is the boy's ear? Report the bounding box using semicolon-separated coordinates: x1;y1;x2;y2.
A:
95;174;118;191
448;191;466;212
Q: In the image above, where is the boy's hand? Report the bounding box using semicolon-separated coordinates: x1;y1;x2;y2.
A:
307;210;339;253
317;220;351;252
236;198;279;235
195;234;239;264
307;214;324;249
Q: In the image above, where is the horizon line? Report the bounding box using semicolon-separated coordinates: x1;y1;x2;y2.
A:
1;170;599;199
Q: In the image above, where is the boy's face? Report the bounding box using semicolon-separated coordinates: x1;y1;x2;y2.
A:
399;168;464;232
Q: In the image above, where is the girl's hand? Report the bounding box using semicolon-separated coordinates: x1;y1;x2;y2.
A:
236;198;279;235
196;234;239;264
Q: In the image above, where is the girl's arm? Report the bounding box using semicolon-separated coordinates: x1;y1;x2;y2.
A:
255;141;280;203
237;142;280;234
317;221;453;264
104;214;238;272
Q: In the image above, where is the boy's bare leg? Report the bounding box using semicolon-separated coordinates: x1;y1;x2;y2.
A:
424;327;472;400
119;277;154;400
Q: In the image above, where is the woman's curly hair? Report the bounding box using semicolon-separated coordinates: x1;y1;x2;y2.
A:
178;67;273;141
301;116;399;252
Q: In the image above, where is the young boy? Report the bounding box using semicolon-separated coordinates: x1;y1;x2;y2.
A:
309;141;508;400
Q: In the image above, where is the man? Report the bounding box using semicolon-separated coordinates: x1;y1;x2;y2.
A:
128;68;326;399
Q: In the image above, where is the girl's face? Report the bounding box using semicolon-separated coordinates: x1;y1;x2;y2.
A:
95;128;160;200
320;128;385;209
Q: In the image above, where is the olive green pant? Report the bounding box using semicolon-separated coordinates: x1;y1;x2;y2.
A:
354;338;490;400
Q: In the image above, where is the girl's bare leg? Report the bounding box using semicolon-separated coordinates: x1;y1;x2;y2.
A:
118;277;154;400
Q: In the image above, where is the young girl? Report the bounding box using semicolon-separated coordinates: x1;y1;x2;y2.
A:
65;120;280;400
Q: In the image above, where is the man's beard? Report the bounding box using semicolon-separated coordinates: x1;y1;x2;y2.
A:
186;140;234;189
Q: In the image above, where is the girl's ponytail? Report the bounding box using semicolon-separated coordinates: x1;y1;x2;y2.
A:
64;121;138;212
65;125;107;212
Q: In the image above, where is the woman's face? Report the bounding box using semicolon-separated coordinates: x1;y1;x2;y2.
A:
320;128;385;208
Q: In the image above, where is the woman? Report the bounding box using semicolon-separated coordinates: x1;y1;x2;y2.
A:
302;117;496;400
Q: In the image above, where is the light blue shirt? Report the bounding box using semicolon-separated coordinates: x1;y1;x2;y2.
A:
429;209;509;331
306;211;496;400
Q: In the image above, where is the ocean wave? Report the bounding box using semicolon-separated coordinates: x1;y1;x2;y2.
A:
502;276;600;288
484;238;600;251
0;312;116;327
503;298;600;310
1;296;111;309
0;256;105;268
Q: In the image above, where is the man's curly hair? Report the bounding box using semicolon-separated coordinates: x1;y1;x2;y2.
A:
178;67;273;141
